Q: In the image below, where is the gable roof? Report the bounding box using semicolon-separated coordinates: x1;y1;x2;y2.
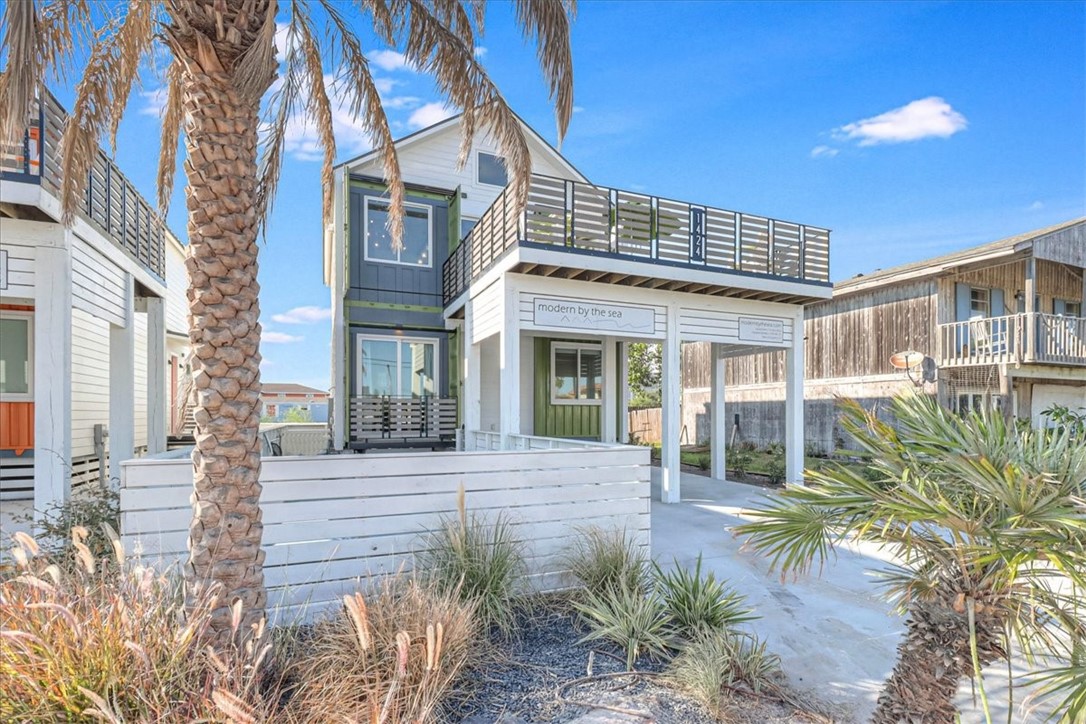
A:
336;111;588;183
835;217;1085;296
261;383;329;397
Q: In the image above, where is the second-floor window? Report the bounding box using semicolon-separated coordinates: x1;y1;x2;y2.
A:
970;287;990;318
477;152;508;187
364;198;432;267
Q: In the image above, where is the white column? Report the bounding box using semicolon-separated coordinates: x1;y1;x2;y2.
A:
329;169;347;450
463;302;481;439
108;274;135;487
33;235;73;517
661;306;681;503
785;312;805;485
601;336;618;443
617;341;630;445
710;342;726;481
140;296;167;455
499;286;520;448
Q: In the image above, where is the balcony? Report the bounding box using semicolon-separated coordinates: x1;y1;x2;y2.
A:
1;91;167;278
938;313;1086;368
348;395;458;450
443;174;831;308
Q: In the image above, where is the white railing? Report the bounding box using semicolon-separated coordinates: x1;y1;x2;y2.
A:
260;423;329;456
938;313;1085;367
462;430;625;452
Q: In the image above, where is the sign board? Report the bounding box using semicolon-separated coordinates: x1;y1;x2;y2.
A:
532;297;655;334
738;316;785;344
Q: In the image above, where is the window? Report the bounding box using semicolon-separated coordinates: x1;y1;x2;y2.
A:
1055;299;1082;317
477;152;508;187
551;343;602;405
969;288;990;318
363;198;432;267
0;312;32;399
358;336;438;398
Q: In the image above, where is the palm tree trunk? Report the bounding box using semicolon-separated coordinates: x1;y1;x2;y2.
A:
180;66;266;645
872;600;1005;723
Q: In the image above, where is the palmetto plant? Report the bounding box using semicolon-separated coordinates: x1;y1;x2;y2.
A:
1;0;574;650
736;394;1086;722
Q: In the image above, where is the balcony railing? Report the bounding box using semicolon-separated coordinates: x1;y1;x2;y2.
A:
443;174;831;306
349;395;458;449
1;91;166;278
938;313;1086;367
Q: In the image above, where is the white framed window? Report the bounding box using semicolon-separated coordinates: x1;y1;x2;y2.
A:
363;197;433;267
551;342;602;405
476;152;508;188
357;336;439;398
0;311;33;400
969;288;990;318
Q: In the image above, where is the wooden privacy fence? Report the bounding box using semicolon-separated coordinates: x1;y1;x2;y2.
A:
121;445;651;622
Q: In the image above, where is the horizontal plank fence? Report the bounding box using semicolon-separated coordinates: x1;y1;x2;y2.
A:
121;445;650;622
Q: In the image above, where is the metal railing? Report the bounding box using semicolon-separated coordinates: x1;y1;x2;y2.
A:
0;91;167;278
938;313;1086;367
443;174;831;306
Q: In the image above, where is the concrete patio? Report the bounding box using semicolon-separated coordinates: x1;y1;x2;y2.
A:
651;469;1054;722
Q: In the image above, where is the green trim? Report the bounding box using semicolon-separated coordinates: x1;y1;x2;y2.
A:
349;179;450;201
344;299;442;314
346;321;448;332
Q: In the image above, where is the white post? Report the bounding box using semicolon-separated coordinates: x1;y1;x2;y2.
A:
499;286;520;449
785;312;805;485
661;306;681;503
109;273;135;487
601;336;618;443
140;296;167;455
463;301;481;437
33;234;72;517
710;342;726;481
617;341;630;445
329;169;347;450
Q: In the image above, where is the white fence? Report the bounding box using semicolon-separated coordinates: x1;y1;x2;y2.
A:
121;443;651;621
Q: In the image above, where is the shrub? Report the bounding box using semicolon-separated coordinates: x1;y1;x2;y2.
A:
284;576;478;722
653;555;757;638
765;456;787;486
729;449;753;477
696;453;711;471
574;583;672;670
666;629;782;711
418;488;525;637
11;485;120;565
764;441;784;456
561;525;648;598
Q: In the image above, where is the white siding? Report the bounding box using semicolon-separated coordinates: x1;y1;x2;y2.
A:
479;336;500;432
72;236;126;326
164;240;188;336
679;307;794;347
134;312;148;449
471;281;503;343
71;308;110;458
0;238;35;300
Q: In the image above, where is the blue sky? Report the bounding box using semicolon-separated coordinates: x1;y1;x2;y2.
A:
44;1;1086;391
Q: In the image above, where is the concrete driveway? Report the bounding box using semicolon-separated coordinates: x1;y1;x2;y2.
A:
650;469;1055;723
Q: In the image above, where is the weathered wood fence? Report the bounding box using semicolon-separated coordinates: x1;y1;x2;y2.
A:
121;444;650;622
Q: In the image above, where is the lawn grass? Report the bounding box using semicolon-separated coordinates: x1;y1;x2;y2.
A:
649;443;874;480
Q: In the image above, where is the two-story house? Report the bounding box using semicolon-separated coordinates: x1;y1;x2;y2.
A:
324;114;833;499
0;91;190;513
696;219;1084;451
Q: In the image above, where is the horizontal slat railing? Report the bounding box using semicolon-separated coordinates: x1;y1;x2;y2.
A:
350;395;458;443
938;313;1086;367
0;92;166;278
442;173;831;307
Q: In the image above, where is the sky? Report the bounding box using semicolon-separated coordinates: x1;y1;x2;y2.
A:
38;1;1086;391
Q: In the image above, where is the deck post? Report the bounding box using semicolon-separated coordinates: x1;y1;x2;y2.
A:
601;336;618;443
329;170;347;450
33;231;73;519
661;305;681;503
140;295;167;454
1024;256;1036;362
463;300;481;438
617;341;630;444
785;311;805;485
710;342;726;480
108;274;136;487
499;285;520;448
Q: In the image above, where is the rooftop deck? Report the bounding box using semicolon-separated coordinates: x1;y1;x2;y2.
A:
1;92;167;278
443;174;831;308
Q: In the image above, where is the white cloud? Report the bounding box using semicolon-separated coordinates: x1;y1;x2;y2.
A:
272;306;332;324
810;145;839;159
373;77;397;95
277;73;373;161
835;96;967;146
274;22;291;58
263;331;304;344
139;87;168;117
382;95;423;110
1028;201;1044;211
369;49;410;72
408;102;455;130
474;46;488;58
572;105;585;114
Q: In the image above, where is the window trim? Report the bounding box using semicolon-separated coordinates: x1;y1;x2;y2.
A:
362;196;434;268
969;287;991;319
0;310;33;401
476;151;509;189
356;334;440;398
550;341;603;406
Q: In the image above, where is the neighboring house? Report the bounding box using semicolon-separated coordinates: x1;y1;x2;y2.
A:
325;114;833;499
0;91;190;511
260;383;329;423
696;219;1085;451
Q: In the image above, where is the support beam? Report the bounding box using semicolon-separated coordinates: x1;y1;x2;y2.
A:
784;312;805;485
109;273;135;487
661;305;681;503
499;285;520;448
330;171;347;450
601;336;618;443
617;342;629;445
140;296;167;454
34;235;73;518
463;300;481;437
710;343;726;481
1025;256;1036;361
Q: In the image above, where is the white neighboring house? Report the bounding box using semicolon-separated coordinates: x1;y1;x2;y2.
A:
325;114;833;501
0;91;190;513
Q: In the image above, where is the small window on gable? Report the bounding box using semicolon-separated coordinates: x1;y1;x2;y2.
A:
477;152;508;187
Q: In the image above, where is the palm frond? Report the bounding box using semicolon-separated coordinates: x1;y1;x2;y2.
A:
105;0;157;153
156;59;184;213
292;1;336;223
513;0;575;141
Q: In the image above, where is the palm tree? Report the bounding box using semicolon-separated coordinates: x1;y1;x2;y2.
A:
736;394;1086;722
0;0;574;649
